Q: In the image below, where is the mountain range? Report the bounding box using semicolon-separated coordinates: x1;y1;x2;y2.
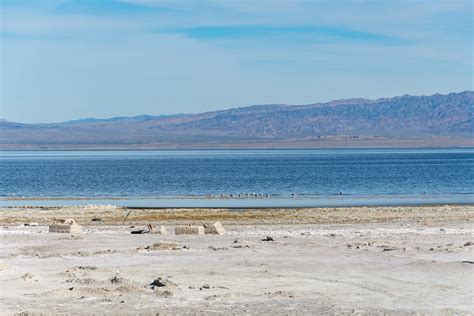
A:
1;91;473;149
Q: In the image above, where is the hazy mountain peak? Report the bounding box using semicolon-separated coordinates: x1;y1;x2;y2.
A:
1;91;472;148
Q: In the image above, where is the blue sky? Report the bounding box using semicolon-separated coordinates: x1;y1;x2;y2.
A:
1;0;472;123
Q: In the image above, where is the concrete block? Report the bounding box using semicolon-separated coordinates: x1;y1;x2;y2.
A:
49;219;82;234
204;221;226;235
175;225;204;235
148;224;167;235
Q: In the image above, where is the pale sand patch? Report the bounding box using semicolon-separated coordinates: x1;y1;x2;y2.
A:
0;206;472;315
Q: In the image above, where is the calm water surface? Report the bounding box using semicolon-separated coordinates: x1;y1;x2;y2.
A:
0;149;473;206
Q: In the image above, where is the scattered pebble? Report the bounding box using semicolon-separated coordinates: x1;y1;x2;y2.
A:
142;242;180;251
21;273;34;281
231;245;252;249
208;246;228;251
110;276;123;284
265;290;295;298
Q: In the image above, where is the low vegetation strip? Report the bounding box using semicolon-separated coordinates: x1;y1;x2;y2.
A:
0;205;472;225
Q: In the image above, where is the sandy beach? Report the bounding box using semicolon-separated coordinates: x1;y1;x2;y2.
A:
0;205;473;315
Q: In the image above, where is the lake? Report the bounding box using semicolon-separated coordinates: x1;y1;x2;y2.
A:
1;149;473;207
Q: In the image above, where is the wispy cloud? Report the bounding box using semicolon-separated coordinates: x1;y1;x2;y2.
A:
164;25;411;45
52;0;171;16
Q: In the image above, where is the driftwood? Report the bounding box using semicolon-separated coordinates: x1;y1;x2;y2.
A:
131;229;148;234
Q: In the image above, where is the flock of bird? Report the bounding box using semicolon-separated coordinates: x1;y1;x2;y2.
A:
208;193;272;199
208;192;344;199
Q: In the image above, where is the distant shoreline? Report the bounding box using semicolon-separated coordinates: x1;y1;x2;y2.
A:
1;137;473;150
1;195;473;208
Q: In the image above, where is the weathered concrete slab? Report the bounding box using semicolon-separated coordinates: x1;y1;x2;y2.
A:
49;219;82;234
148;224;167;235
204;221;226;235
175;225;204;235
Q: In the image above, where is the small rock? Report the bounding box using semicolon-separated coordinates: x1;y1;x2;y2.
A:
201;284;210;289
77;266;97;271
110;276;123;284
232;245;251;249
91;218;102;222
149;277;177;290
208;246;228;251
21;273;34;281
24;223;39;226
261;236;274;242
266;290;295;298
464;242;473;247
144;242;180;251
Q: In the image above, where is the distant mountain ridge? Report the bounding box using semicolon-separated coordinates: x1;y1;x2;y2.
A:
61;114;189;125
1;91;473;148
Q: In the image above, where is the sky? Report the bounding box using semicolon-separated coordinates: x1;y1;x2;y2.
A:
0;0;473;123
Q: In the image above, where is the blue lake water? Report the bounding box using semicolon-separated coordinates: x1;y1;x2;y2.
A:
0;149;473;207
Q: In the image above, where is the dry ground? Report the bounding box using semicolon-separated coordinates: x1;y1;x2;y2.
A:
0;205;473;315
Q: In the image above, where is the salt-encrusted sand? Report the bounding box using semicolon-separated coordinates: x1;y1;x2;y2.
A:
0;205;473;315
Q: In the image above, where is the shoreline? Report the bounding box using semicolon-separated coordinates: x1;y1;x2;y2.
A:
1;194;473;208
1;136;474;150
